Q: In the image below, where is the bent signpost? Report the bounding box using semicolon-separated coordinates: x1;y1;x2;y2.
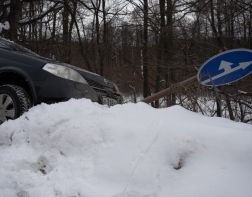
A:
143;75;197;104
143;49;252;104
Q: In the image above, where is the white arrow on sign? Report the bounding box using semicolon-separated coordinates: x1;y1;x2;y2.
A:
202;60;252;85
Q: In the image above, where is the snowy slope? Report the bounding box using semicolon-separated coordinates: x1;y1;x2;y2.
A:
0;99;251;197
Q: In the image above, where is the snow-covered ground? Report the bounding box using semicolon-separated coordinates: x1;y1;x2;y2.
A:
0;99;251;197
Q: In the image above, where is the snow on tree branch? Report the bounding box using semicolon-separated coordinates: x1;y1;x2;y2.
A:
0;21;10;33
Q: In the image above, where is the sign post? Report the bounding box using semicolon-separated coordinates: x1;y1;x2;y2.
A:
143;49;252;104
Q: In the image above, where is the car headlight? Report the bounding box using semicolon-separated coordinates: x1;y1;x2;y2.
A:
43;63;87;84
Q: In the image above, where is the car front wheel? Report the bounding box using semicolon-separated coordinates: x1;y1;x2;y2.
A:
0;85;30;124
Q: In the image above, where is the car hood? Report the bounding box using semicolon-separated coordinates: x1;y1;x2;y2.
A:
60;63;115;90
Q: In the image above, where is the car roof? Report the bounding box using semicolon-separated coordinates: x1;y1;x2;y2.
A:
0;37;38;56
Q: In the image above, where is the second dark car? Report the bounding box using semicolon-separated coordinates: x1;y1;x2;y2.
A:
0;37;122;123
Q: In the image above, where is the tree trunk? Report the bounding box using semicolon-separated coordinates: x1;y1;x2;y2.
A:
155;0;166;107
143;0;150;98
225;95;234;120
100;0;107;76
216;97;222;117
165;0;175;106
62;0;70;63
8;0;20;41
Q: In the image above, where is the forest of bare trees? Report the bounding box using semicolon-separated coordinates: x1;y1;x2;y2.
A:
0;0;252;122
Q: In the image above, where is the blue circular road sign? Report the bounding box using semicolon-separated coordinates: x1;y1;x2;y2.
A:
197;49;252;87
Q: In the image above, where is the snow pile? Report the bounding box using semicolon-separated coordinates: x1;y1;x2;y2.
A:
0;99;251;197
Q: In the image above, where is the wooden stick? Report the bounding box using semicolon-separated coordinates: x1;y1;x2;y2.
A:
142;75;197;103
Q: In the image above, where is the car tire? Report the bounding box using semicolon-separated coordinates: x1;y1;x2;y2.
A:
0;85;30;123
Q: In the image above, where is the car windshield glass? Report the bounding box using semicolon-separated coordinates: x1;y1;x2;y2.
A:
0;37;39;56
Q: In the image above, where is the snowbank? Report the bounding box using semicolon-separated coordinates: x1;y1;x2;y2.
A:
0;99;251;197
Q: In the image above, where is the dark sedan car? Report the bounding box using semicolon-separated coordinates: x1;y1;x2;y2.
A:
0;37;122;123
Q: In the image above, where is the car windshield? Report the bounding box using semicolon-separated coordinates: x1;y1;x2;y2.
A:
0;37;39;56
